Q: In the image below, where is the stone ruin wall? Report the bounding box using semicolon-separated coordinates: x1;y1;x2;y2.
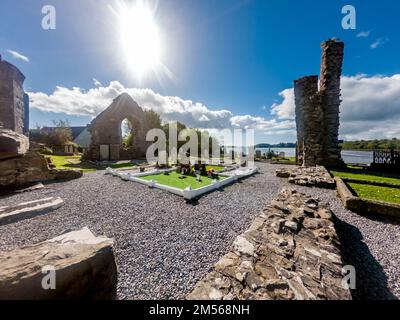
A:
87;94;151;161
295;40;345;168
0;56;82;188
0;54;29;135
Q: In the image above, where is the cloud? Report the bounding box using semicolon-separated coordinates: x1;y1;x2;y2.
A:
356;30;371;38
29;80;297;142
6;49;29;62
370;37;389;49
28;81;233;129
29;73;400;142
93;78;102;87
271;88;295;120
270;74;400;140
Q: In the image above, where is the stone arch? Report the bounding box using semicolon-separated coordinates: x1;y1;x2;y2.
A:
87;93;150;161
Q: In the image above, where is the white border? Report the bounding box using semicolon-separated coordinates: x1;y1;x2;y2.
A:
105;167;258;200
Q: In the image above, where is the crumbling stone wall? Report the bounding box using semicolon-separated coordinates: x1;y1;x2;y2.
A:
87;93;151;161
0;138;82;188
187;189;351;300
0;55;29;135
0;58;82;188
295;40;345;168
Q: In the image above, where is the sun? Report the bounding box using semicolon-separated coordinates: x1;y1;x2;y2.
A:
116;1;162;77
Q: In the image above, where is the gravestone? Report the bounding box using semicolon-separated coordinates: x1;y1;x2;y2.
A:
100;145;110;161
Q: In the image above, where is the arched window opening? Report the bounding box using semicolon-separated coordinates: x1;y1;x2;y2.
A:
121;118;135;150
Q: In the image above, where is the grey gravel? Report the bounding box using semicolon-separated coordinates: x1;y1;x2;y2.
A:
0;163;399;300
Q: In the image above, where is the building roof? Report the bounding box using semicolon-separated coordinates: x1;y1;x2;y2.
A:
73;128;91;148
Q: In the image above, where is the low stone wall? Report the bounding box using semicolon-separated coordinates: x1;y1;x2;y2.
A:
276;166;336;189
336;177;400;218
187;188;351;300
0;227;117;300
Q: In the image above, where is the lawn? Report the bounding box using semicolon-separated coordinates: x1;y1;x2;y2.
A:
140;171;226;190
44;155;137;172
348;183;400;205
271;156;296;164
331;168;400;186
205;165;225;171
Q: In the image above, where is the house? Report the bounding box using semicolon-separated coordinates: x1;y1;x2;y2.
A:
38;126;92;153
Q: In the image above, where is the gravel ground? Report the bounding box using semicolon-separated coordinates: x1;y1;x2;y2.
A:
0;163;399;300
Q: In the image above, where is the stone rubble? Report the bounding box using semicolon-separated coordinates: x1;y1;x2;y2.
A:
0;148;82;188
276;166;336;189
187;188;351;300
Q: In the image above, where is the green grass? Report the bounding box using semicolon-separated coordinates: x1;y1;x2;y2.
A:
108;162;137;169
270;156;296;163
140;171;226;190
44;155;96;172
44;155;136;172
348;183;400;205
331;168;400;186
205;165;225;171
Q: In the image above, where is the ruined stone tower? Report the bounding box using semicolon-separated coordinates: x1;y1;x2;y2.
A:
294;39;345;168
0;54;29;135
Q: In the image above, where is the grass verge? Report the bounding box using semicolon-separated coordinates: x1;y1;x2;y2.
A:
44;155;136;172
331;168;400;186
348;182;400;205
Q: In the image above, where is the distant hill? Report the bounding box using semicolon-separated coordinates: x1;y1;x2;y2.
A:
256;143;296;148
341;139;400;151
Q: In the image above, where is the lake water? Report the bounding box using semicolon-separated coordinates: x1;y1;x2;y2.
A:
256;148;373;165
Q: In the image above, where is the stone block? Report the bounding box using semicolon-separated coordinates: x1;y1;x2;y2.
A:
0;197;63;226
0;227;117;300
0;129;29;160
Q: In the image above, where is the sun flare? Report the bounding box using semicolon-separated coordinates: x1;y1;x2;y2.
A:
116;1;162;77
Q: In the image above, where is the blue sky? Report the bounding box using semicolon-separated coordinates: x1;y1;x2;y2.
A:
1;0;400;143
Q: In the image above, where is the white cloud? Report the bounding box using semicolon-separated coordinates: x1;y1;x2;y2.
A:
357;30;371;38
270;74;400;140
93;78;102;87
370;37;389;49
28;80;298;143
29;81;234;129
271;88;295;120
28;73;400;142
6;49;29;62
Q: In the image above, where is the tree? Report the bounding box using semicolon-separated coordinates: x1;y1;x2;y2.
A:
145;110;162;130
29;120;73;149
46;120;73;148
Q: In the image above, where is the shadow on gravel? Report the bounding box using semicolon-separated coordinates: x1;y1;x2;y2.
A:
334;216;398;300
360;212;400;226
